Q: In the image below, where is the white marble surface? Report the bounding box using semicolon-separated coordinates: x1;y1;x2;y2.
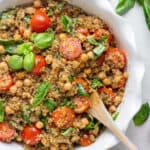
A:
110;0;150;150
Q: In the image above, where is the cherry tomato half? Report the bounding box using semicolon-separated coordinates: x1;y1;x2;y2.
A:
73;77;89;91
73;96;90;114
0;123;16;142
32;55;46;75
22;125;42;145
59;37;82;61
79;134;93;146
76;27;89;36
98;87;115;99
0;74;13;92
52;106;75;129
31;10;51;33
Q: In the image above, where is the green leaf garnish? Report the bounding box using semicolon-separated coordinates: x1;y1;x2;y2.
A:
61;127;74;136
44;99;57;111
90;78;103;89
0;99;5;122
77;83;89;97
60;98;75;109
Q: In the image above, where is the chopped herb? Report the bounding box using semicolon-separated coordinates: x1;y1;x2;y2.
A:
1;12;11;19
87;36;100;46
51;86;59;91
68;75;75;82
61;15;78;35
55;51;62;59
77;83;89;97
41;116;48;127
90;78;103;89
21;105;31;124
133;102;150;126
32;81;51;108
24;15;31;23
60;98;75;109
44;99;56;111
93;44;106;60
85;115;98;130
0;99;5;122
112;111;120;121
56;2;64;10
48;9;53;16
61;127;74;136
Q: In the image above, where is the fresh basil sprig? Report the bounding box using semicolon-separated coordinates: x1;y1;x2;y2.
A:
31;32;54;49
133;102;150;126
61;15;78;35
116;0;136;15
32;81;51;108
0;99;5;122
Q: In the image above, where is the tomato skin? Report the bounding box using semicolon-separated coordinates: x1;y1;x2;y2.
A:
0;74;13;92
52;106;75;129
73;96;90;114
98;87;115;99
73;78;89;91
59;37;82;61
22;125;42;145
0;123;16;142
32;55;46;75
31;10;51;33
76;27;89;36
79;134;93;146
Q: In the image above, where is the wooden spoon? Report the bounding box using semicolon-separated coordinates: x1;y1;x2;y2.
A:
88;91;138;150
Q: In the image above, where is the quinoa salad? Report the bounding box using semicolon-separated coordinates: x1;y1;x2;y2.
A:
0;0;128;149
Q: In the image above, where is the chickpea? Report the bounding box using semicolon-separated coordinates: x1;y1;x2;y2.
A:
34;0;41;8
72;61;80;69
0;45;5;54
63;82;72;91
60;144;68;150
23;29;31;39
80;53;89;62
76;33;86;42
36;121;44;129
84;68;91;75
114;96;122;106
59;33;67;41
15;80;23;88
103;78;111;86
81;118;89;128
9;85;17;94
13;34;21;41
5;106;14;115
98;72;106;80
0;62;8;72
25;7;35;14
109;105;116;113
24;79;32;87
87;51;94;59
22;92;31;99
45;55;53;64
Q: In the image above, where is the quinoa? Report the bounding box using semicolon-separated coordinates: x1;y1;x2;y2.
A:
0;0;128;149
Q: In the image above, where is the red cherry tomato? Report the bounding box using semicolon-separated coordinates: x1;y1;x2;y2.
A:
98;87;115;99
73;96;90;114
0;74;13;92
59;37;82;60
32;55;46;75
79;134;93;146
52;106;75;129
73;78;89;91
0;123;16;142
30;10;51;33
22;125;42;145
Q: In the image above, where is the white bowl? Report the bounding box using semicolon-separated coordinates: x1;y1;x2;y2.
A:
0;0;145;149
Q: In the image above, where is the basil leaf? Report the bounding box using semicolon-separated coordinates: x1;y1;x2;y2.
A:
0;100;4;122
17;42;32;55
112;111;120;121
61;15;77;35
143;0;150;30
60;98;75;109
87;36;100;46
1;12;11;19
21;105;31;124
93;44;106;59
133;103;150;126
90;78;103;89
48;9;53;16
31;32;54;49
0;39;23;54
136;0;144;6
77;83;89;97
44;99;56;111
24;15;31;23
61;127;74;136
116;0;136;15
32;81;51;108
85;115;98;130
